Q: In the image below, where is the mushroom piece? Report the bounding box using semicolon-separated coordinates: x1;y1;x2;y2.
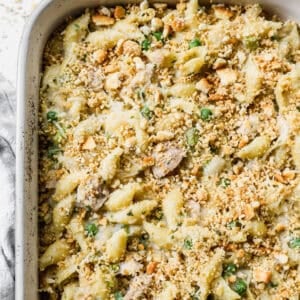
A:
76;176;109;211
124;274;152;300
152;143;185;178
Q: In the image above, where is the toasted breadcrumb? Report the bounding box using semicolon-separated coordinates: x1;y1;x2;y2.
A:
39;2;300;299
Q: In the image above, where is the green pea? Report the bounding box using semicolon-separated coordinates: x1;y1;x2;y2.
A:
47;111;58;122
231;278;247;296
189;38;202;49
200;108;213;121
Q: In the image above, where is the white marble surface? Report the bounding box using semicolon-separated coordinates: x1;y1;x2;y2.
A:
0;0;41;86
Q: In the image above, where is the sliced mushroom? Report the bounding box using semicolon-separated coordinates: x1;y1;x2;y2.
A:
76;176;109;211
152;143;185;178
124;274;152;300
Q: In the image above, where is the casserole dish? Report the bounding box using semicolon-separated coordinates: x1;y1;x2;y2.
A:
16;0;299;299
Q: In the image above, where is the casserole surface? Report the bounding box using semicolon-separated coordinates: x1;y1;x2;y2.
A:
17;0;300;299
38;1;300;299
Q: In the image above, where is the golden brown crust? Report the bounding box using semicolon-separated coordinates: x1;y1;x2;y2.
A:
38;1;300;299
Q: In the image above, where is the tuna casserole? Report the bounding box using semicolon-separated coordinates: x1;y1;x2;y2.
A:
38;1;300;299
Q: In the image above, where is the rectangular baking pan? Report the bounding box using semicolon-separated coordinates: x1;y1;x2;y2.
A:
16;0;299;299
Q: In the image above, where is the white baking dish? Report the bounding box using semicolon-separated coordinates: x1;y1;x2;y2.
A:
16;0;299;299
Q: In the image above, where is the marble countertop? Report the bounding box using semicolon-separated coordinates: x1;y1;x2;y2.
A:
0;0;41;86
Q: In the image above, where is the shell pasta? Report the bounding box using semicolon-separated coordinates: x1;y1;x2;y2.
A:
39;1;300;299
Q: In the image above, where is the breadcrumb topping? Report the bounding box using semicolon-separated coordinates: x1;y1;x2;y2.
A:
38;1;300;299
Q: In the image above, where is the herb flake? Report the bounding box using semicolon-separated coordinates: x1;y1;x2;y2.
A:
141;105;153;120
85;223;98;237
183;238;193;249
189;38;202;48
185;128;199;147
288;237;300;249
153;31;163;41
141;38;151;51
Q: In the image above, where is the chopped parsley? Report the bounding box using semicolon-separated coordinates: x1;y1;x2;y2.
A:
127;210;134;216
54;122;66;138
74;23;80;30
271;35;280;41
111;264;120;273
288;237;300;249
191;286;201;300
47;145;62;158
152;208;164;220
244;36;259;51
137;89;145;101
209;143;219;154
85;205;92;214
183;238;193;249
85;223;98;237
227;220;242;229
122;224;130;234
189;38;202;48
53;133;62;145
268;282;278;288
105;132;112;140
48;113;66;143
219;177;231;188
81;54;87;62
185;128;199;147
141;38;151;50
114;291;123;300
141;105;153;120
153;31;163;41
